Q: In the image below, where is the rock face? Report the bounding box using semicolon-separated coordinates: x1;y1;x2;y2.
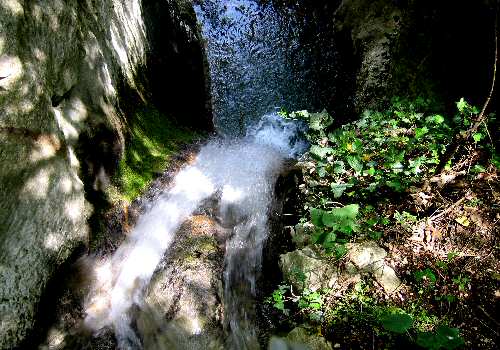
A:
331;0;497;112
279;242;401;295
0;1;211;348
348;242;401;293
138;215;227;350
332;0;401;111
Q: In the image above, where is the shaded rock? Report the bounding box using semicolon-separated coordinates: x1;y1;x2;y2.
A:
372;263;401;294
280;247;339;293
333;0;402;112
0;1;211;348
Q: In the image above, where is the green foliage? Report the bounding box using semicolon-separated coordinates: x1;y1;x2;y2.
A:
272;96;495;347
266;285;327;322
416;326;465;350
291;98;457;208
414;268;437;286
115;106;199;201
380;311;413;333
309;204;359;256
269;284;289;315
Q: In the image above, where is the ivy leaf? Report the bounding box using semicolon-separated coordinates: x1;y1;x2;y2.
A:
309;111;332;131
426;114;445;124
310;145;332;159
322;212;338;227
333;204;360;219
415;126;429;139
456;98;468;113
332;161;346;174
416;332;441;350
472;132;483;142
436;326;464;350
380;312;413;334
317;166;327;177
310;208;324;227
347;155;363;173
330;182;351;198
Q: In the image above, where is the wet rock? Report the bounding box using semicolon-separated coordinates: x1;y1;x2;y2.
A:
138;215;227;350
280;247;339;293
268;327;332;350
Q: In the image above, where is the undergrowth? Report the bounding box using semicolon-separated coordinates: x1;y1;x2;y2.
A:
266;97;499;349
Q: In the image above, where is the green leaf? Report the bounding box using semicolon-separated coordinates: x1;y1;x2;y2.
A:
332;204;360;219
380;312;413;333
417;331;441;350
322;212;339;228
472;132;483;142
330;182;351;198
415;126;429;139
347;155;363;173
436;326;464;350
426;114;445;124
310;145;332;158
309;111;333;131
456;98;467;113
416;326;464;350
334;243;348;259
310;208;324;227
332;161;346;174
414;268;437;285
317;166;327;177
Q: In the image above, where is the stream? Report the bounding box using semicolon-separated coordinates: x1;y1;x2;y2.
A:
84;0;335;348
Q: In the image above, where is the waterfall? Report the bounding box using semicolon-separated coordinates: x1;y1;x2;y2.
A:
84;114;307;349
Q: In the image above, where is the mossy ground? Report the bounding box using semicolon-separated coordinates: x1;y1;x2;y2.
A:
115;106;201;202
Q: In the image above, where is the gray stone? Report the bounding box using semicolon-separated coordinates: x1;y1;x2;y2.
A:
348;241;387;270
286;327;333;350
280;247;339;293
348;242;401;293
333;0;402;111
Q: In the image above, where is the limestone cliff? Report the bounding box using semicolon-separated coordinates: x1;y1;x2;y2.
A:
0;0;211;348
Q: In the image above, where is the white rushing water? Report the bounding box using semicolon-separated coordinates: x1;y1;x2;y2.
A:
84;114;307;349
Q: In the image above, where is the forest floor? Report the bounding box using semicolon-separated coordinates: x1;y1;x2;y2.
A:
264;100;499;349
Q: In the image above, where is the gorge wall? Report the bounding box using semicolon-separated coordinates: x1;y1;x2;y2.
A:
269;0;497;118
0;0;211;348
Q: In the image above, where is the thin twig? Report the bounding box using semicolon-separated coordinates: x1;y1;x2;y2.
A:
469;8;498;136
431;197;466;221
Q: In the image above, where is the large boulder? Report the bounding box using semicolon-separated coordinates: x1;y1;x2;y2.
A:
0;1;211;348
137;214;227;350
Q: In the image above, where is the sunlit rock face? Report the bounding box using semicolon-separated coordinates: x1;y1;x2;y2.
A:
0;1;211;348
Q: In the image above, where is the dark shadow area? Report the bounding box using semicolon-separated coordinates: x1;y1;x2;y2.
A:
14;244;88;350
393;0;498;111
257;165;304;345
141;0;213;131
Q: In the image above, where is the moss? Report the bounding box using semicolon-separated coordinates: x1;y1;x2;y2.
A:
115;106;200;202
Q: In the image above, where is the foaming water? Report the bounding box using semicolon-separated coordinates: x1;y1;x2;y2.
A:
84;114;306;349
